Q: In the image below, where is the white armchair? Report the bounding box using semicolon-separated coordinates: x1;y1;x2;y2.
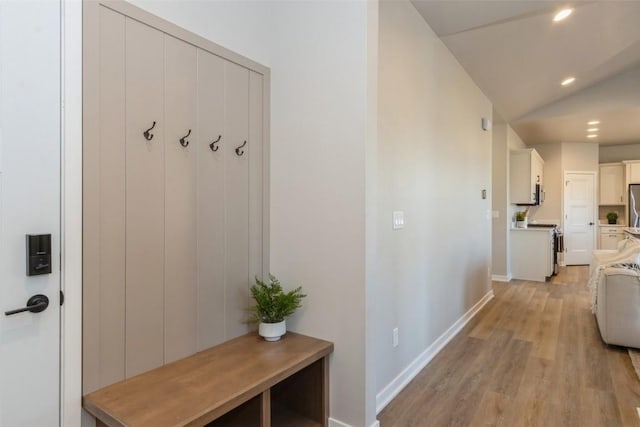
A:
591;239;640;349
595;267;640;348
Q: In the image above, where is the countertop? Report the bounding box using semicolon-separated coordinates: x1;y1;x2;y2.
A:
624;228;640;236
511;227;554;232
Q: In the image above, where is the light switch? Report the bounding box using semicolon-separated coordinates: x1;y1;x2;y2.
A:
393;211;404;230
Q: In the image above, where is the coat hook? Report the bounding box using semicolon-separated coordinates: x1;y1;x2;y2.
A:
143;121;156;141
209;135;222;152
179;129;192;147
235;140;247;156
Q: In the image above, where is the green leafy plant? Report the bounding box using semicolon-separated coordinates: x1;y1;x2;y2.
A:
515;211;527;221
607;211;619;222
248;274;306;324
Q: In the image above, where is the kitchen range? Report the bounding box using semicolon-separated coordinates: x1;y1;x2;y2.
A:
510;223;563;282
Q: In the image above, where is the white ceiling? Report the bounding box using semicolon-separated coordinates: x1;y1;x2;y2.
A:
411;0;640;145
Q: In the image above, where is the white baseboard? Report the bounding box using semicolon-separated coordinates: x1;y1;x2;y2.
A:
375;290;494;413
328;417;379;427
491;274;511;282
328;418;351;427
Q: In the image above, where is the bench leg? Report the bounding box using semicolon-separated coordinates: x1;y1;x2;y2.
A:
261;389;271;427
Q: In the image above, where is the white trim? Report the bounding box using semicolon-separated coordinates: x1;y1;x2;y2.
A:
562;171;598;265
375;290;494;413
329;417;352;427
61;0;83;426
329;417;380;427
491;274;511;282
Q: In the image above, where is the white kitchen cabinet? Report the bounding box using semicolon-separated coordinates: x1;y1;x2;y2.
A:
599;163;625;205
510;228;554;282
510;148;544;205
598;225;625;250
625;161;640;185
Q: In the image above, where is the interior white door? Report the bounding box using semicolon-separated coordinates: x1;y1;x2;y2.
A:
0;1;61;426
564;172;596;265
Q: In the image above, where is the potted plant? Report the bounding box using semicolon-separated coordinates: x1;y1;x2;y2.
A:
249;274;306;341
515;211;528;228
607;211;619;224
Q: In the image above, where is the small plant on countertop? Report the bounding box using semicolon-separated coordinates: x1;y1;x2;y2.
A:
515;211;527;221
248;274;306;324
607;211;619;224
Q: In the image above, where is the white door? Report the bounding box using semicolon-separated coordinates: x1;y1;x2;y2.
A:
564;172;596;265
0;1;61;425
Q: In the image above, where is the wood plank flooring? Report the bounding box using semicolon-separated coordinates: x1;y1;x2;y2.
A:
378;266;640;426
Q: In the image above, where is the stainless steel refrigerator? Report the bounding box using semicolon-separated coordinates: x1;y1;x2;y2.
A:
630;184;640;227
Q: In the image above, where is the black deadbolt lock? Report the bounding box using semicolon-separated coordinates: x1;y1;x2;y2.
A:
26;234;52;276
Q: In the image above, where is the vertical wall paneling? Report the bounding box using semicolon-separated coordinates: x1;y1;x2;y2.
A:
163;35;198;363
125;18;166;377
84;1;269;392
224;61;250;339
97;7;127;388
249;71;264;282
83;6;127;393
196;49;226;350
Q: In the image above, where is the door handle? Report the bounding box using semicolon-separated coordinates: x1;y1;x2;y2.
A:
589;222;594;226
4;294;49;316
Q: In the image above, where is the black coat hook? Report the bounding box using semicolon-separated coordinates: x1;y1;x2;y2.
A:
209;135;222;152
235;140;247;156
179;129;191;147
143;121;156;141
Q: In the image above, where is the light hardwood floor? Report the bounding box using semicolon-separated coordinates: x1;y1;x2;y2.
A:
378;266;640;426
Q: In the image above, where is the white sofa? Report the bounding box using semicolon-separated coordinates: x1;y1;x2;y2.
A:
591;239;640;349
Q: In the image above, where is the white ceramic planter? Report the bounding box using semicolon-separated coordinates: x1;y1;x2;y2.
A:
259;320;286;342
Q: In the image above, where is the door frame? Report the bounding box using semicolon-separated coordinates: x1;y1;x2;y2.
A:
61;0;83;425
562;170;598;266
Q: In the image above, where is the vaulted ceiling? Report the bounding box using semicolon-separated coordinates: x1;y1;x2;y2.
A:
411;0;640;145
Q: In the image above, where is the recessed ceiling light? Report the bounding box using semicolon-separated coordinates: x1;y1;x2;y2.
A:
553;8;573;22
587;134;598;138
587;128;599;132
561;77;576;86
588;120;600;125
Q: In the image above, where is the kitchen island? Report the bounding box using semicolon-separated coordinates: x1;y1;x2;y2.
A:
510;227;555;282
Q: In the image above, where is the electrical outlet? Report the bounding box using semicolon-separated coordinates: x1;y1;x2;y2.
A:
393;328;399;348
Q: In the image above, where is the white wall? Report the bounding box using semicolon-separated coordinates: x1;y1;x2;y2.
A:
375;0;492;410
122;1;372;425
599;143;640;163
562;142;599;172
507;126;526;150
492;114;508;277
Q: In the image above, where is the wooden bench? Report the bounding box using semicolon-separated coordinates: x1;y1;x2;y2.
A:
83;332;334;427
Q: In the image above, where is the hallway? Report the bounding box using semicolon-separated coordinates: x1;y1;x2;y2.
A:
379;267;640;426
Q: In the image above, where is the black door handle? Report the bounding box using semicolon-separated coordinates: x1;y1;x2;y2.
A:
589;222;594;226
4;294;49;316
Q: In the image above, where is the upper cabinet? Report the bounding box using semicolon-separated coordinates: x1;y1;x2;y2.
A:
599;163;625;205
510;148;544;205
626;160;640;186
